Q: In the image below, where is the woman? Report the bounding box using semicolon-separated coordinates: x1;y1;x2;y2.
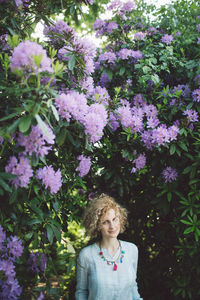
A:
75;194;143;300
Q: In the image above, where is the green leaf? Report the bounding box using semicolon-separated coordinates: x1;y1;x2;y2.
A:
179;142;188;152
107;70;113;80
35;114;51;140
7;119;20;134
28;219;42;226
46;224;54;244
142;66;151;74
67;257;76;274
0;178;12;192
33;54;43;68
50;224;61;243
25;232;33;240
180;219;192;225
119;67;125;76
170;144;176;155
18;115;32;133
0;111;21;121
68;54;76;71
51;105;59;121
167;192;172;202
183;166;192;174
151;74;160;84
183;227;194;234
56;128;67;146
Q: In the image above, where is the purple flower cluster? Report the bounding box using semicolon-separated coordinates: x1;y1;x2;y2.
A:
99;73;110;87
0;135;4;145
120;1;136;12
196;24;200;33
7;236;24;259
107;22;118;34
134;31;146;40
17;124;55;157
55;91;108;143
171;84;191;98
80;76;94;96
93;20;118;36
0;225;23;299
162;166;178;183
84;103;108;143
0;0;30;7
55;91;88;123
108;0;136;14
5;155;33;188
115;101;179;149
73;37;96;74
37;293;45;300
194;74;200;86
99;51;117;63
92;86;110;106
14;0;30;7
76;155;91;177
44;20;75;45
28;252;46;274
0;34;9;51
36;165;62;194
131;153;146;173
109;112;119;131
183;109;199;123
147;27;158;36
45;21;96;74
133;94;146;106
117;48;143;61
161;34;174;45
10;40;53;74
192;89;200;102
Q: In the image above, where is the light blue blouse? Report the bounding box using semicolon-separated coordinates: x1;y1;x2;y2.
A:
75;240;143;300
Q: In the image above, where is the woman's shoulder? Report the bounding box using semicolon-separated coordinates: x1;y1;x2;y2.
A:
120;240;138;252
78;243;97;259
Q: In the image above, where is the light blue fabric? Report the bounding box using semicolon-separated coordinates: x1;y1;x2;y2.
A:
75;240;143;300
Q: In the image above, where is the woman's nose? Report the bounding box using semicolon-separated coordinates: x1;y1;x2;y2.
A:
109;221;114;228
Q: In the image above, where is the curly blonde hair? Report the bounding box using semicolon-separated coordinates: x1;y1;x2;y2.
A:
83;193;128;239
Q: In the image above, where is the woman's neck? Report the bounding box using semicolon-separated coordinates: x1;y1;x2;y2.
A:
100;238;119;256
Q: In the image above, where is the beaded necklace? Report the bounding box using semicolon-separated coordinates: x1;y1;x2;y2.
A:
99;240;125;271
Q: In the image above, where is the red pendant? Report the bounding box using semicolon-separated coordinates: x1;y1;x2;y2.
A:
113;263;118;271
99;251;103;255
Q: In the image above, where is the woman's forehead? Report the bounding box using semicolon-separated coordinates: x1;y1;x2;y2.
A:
102;208;119;220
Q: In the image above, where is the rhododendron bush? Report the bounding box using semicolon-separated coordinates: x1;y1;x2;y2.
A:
0;0;200;299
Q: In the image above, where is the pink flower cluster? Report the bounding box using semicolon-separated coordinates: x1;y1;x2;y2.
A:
131;153;146;173
17;124;55;157
76;155;91;177
55;91;108;143
93;20;118;36
161;34;174;45
108;0;136;14
183;109;199;123
44;20;75;45
134;32;146;40
10;40;53;74
92;86;110;106
45;21;96;74
117;49;143;61
114;100;179;149
5;156;33;188
162;167;178;183
36;165;62;194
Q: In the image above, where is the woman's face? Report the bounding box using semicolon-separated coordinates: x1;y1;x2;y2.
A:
100;208;120;240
